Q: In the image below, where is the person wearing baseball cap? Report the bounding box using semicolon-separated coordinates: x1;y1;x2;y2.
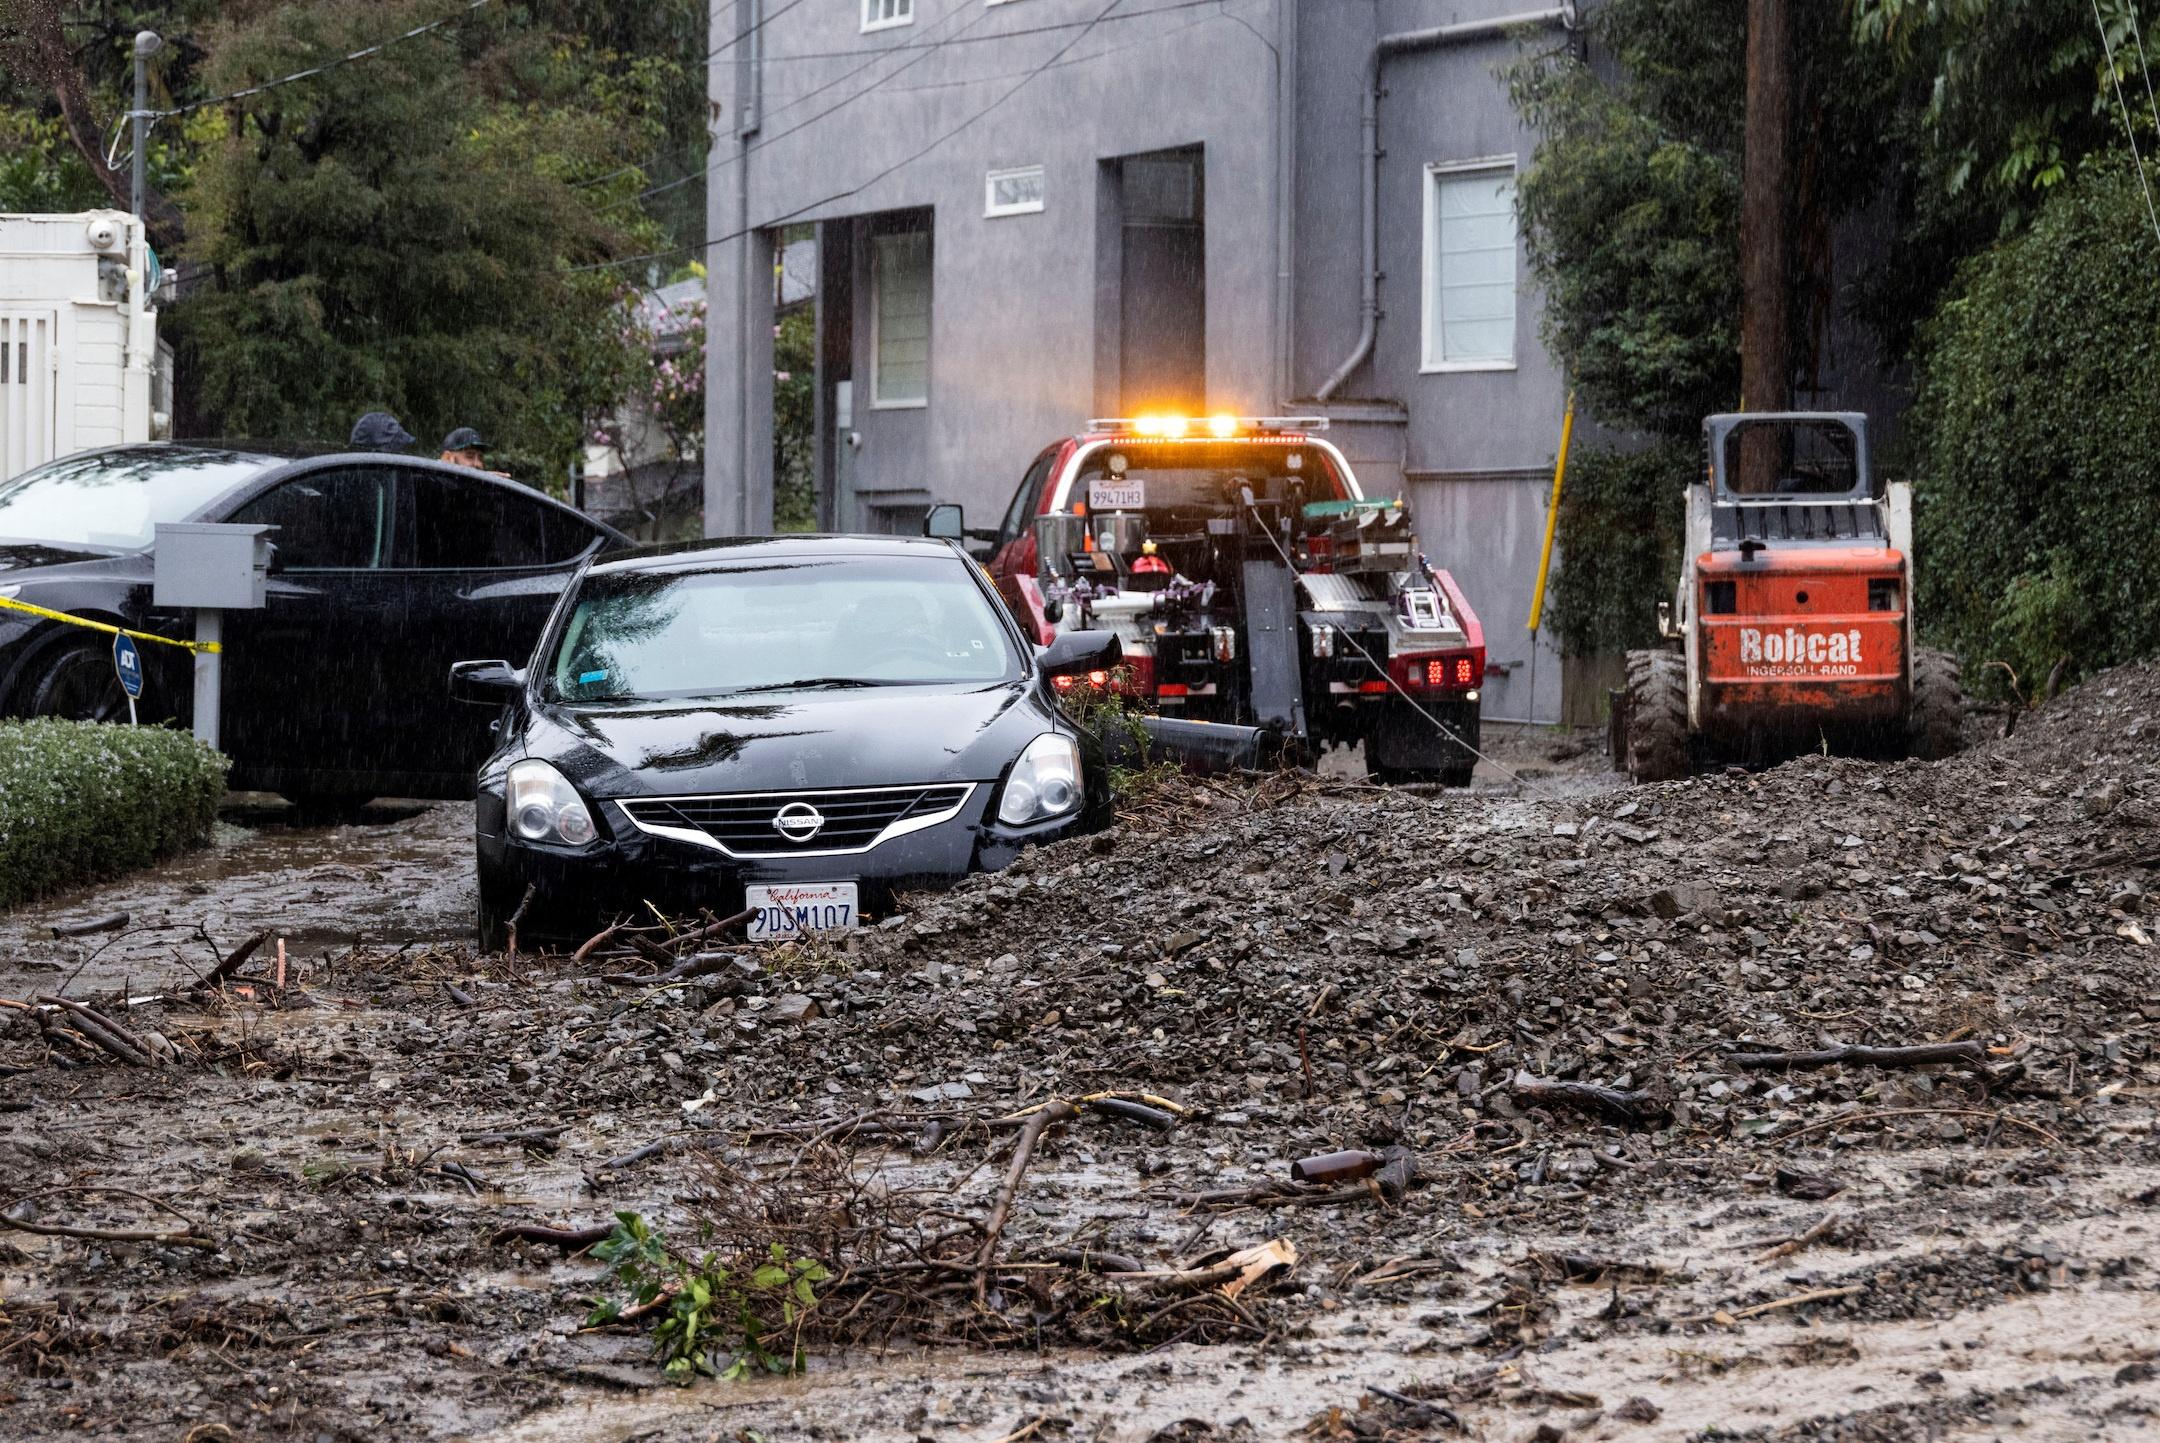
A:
350;411;416;453
439;426;491;470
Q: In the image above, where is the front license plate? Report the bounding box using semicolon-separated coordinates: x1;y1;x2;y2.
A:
746;882;859;943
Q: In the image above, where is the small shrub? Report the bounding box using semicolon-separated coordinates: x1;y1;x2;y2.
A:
1546;440;1694;659
0;720;228;909
586;1212;829;1383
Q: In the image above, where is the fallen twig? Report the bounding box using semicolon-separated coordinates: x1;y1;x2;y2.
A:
50;911;129;939
1511;1072;1671;1129
1727;1041;1986;1071
974;1100;1078;1304
491;1220;616;1251
34;994;156;1067
194;931;270;992
1776;1106;2061;1147
1674;1283;1866;1326
1;1186;213;1250
462;1125;568;1152
504;884;537;961
1752;1212;1841;1264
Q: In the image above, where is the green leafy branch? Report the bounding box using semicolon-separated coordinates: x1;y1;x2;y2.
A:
585;1212;831;1383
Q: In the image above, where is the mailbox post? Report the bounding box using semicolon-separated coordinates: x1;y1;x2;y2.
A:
152;522;274;751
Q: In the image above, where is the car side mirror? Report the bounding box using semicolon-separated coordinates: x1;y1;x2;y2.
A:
924;503;966;541
450;659;523;705
1037;629;1122;679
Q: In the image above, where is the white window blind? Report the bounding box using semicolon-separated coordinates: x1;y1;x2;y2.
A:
872;231;930;407
862;0;913;32
1424;165;1518;369
985;165;1045;217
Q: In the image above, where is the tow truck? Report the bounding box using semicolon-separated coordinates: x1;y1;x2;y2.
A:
932;415;1486;784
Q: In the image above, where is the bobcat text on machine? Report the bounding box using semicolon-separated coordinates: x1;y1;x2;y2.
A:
1611;411;1965;781
939;415;1486;785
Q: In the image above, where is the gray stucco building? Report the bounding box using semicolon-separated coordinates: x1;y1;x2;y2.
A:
706;0;1585;722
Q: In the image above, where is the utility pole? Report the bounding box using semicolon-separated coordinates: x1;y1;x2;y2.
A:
1740;0;1790;417
130;31;162;220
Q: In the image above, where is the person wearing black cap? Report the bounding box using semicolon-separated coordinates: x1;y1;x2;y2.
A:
439;426;491;470
350;411;416;453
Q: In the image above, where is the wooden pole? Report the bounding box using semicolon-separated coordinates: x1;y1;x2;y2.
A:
1740;0;1792;417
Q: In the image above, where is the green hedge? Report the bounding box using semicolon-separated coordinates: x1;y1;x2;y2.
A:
0;720;228;910
1547;439;1694;658
1911;158;2160;695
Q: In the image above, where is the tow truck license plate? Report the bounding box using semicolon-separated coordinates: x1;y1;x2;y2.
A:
746;883;858;942
1087;479;1146;510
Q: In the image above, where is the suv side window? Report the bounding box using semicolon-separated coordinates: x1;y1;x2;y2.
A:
1000;449;1058;547
406;471;561;569
226;466;395;569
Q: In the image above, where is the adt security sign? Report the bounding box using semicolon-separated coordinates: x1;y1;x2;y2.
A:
112;632;143;723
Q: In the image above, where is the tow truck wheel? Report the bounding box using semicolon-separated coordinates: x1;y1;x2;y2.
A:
1621;648;1691;782
1908;646;1968;761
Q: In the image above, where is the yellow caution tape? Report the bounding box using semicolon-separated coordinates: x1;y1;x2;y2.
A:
0;594;222;654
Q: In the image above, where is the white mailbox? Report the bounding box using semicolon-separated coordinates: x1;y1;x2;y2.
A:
153;522;275;611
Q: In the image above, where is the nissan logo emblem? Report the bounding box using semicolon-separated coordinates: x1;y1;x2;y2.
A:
772;802;826;843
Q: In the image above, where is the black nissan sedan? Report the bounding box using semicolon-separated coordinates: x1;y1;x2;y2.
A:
450;536;1120;948
0;443;627;809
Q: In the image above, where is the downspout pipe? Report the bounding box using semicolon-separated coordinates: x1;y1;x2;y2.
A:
1313;5;1574;403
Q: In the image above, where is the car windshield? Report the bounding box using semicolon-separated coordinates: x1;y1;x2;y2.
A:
0;449;271;550
547;553;1020;702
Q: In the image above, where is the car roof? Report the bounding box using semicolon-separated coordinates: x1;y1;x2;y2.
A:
589;534;962;574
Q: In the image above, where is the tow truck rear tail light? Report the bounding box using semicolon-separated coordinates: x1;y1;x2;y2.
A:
1387;646;1485;694
1158;683;1189;698
1211;626;1237;663
1311;624;1336;659
1358;680;1390;695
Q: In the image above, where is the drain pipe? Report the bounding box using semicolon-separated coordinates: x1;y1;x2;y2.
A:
1314;5;1574;402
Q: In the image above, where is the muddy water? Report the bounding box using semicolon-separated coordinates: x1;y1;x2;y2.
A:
0;796;474;993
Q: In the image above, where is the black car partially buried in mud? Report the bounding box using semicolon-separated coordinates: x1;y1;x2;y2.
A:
451;535;1122;949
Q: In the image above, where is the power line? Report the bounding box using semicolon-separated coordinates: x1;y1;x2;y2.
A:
707;0;815;63
572;0;1139;276
608;0;1002;212
144;0;494;120
2090;0;2160;253
615;0;1232;211
729;0;1231;63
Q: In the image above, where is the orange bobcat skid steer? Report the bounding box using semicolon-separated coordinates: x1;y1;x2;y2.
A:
1612;412;1965;781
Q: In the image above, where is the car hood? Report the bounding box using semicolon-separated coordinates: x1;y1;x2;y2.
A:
0;542;120;574
528;681;1050;798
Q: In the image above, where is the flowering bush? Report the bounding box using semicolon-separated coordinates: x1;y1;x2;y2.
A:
0;720;227;909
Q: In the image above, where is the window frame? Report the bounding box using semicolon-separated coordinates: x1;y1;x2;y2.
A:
869;229;932;411
860;0;914;34
984;164;1046;218
1420;156;1521;375
222;462;401;573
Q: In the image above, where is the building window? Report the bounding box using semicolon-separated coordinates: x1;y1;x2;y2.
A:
1422;160;1518;371
985;165;1045;217
861;0;913;32
871;230;930;408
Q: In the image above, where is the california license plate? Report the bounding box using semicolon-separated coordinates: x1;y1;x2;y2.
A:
745;882;858;943
1088;478;1146;510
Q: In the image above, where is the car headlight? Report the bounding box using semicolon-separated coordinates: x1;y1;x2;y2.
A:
998;732;1083;826
507;759;597;846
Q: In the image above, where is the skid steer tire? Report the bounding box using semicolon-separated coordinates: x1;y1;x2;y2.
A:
1908;646;1968;761
1622;648;1691;782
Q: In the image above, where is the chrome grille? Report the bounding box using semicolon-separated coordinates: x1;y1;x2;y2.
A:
618;783;976;857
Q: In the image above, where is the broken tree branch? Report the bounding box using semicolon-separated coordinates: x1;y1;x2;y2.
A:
1752;1212;1841;1264
974;1099;1078;1304
1727;1040;1986;1071
1510;1072;1671;1129
34;994;155;1067
195;931;270;992
490;1220;617;1252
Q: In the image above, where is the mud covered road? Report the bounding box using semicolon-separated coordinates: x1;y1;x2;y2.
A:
3;685;2158;1442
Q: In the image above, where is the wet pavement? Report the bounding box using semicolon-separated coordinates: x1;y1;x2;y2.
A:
2;689;2157;1441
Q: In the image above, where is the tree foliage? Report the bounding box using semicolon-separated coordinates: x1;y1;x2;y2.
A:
1908;158;2160;692
1507;0;1894;656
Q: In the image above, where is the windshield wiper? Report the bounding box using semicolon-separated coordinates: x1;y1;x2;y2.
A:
729;676;893;694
